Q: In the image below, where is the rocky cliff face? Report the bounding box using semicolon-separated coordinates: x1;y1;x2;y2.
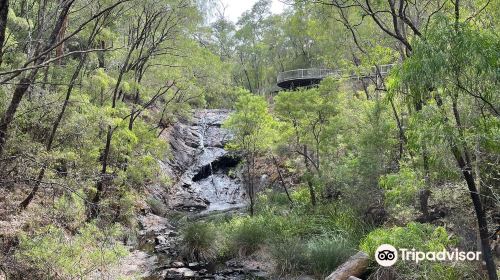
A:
120;110;268;279
159;109;246;213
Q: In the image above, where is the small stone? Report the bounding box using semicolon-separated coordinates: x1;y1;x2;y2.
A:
155;235;167;245
183;269;196;277
164;267;195;279
172;261;184;268
188;262;199;268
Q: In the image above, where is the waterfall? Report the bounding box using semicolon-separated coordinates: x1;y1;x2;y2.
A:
199;112;218;196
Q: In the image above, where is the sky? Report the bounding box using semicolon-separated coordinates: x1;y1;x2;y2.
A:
218;0;287;22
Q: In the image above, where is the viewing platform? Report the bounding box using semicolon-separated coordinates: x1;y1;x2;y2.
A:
276;64;395;89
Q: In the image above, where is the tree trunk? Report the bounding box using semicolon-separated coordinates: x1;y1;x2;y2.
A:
246;154;255;216
325;251;369;280
0;0;9;66
271;154;293;205
303;145;316;207
97;40;105;68
435;95;497;280
0;76;31;157
55;3;68;65
0;0;74;158
19;51;88;209
88;126;112;220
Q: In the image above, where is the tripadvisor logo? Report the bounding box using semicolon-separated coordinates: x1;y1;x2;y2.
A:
374;244;482;267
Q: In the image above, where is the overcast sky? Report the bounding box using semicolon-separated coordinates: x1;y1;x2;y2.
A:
218;0;287;22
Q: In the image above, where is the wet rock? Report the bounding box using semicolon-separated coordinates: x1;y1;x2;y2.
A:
164;267;196;279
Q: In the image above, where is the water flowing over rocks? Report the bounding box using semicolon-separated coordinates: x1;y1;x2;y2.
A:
159;109;246;213
129;109;265;280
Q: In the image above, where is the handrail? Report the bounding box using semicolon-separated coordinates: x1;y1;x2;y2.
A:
277;64;396;85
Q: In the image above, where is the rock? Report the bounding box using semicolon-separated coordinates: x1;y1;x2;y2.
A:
188;262;200;269
164;267;196;279
155;235;167;245
171;261;185;268
138;213;172;234
184;269;196;277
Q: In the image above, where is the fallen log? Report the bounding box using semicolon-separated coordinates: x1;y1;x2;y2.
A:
325;251;369;280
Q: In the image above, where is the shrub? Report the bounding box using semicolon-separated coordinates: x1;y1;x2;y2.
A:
146;197;167;216
290;186;311;207
379;167;424;207
307;236;354;276
181;221;217;261
360;223;481;280
271;238;308;274
16;223;127;279
53;191;86;231
359;222;456;257
226;216;267;256
118;190;139;228
271;235;354;276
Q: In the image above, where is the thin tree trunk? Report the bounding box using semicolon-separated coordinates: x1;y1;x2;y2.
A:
435;94;497;280
19;48;89;209
88;126;112;219
271;154;293;205
303;145;316;207
0;0;74;158
0;0;9;66
246;154;254;216
0;76;32;156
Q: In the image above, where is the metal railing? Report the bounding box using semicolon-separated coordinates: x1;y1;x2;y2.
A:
277;64;396;85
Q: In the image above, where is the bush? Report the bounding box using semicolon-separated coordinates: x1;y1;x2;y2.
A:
16;223;127;279
271;238;308;274
361;223;482;280
359;222;456;257
379;167;424;207
307;236;354;276
181;221;218;261
146;197;167;216
53;191;86;231
225;216;267;256
271;236;354;277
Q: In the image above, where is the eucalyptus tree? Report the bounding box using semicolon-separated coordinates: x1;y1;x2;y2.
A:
224;90;278;215
390;13;498;279
88;0;200;219
18;4;123;209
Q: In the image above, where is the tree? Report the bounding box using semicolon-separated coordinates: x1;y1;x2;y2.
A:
390;14;498;280
224;89;277;215
274;80;340;206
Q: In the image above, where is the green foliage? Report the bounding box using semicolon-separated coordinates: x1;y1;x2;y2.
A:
146;197;167;216
271;235;353;276
360;222;456;258
271;238;308;274
53;191;87;231
224;216;267;256
379;167;424;207
306;237;354;276
16;223;127;279
361;224;483;279
181;222;218;261
224;91;278;154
